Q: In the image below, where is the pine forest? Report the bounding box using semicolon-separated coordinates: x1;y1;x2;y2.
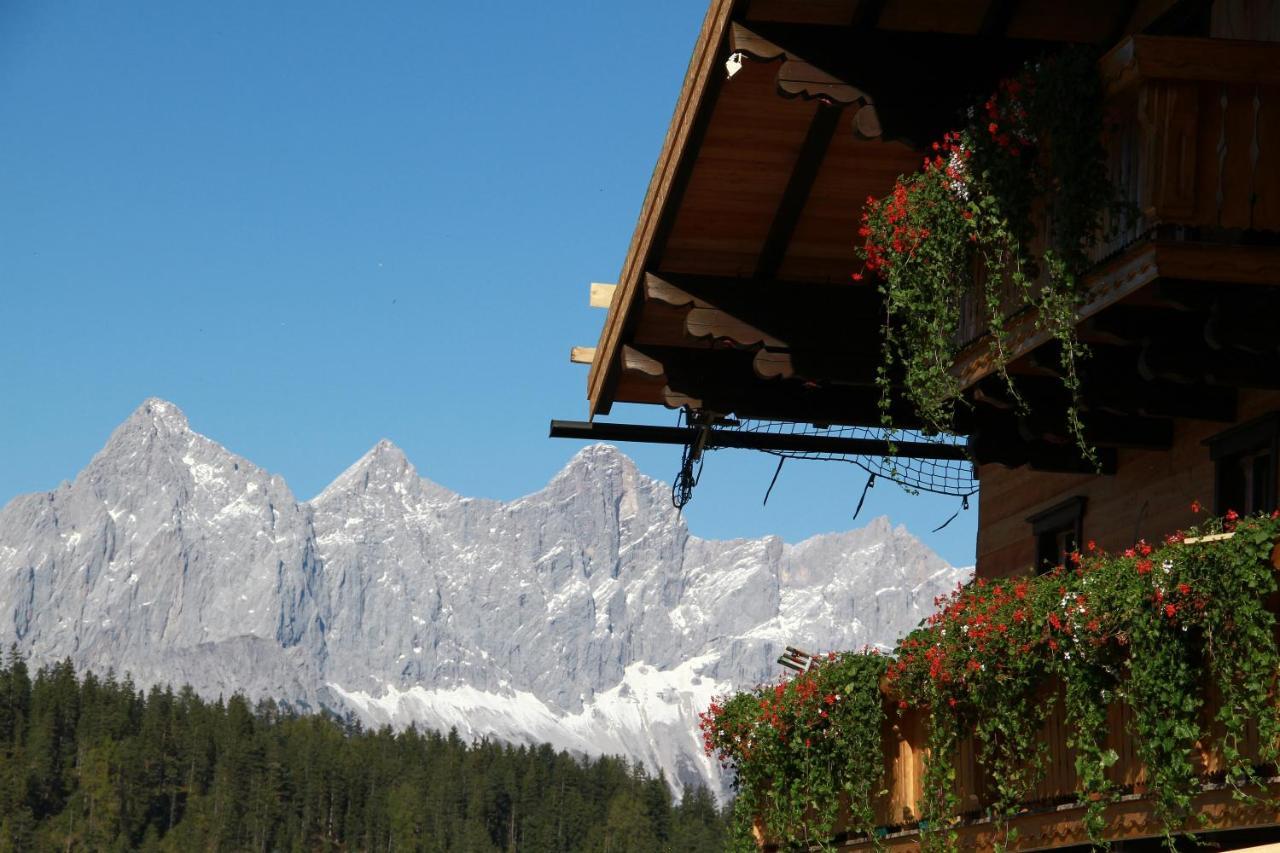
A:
0;651;728;852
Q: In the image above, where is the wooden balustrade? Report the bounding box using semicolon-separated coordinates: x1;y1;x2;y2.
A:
952;34;1280;350
754;542;1280;851
786;679;1278;852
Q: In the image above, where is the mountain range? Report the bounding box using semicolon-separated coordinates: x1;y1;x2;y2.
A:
0;399;969;796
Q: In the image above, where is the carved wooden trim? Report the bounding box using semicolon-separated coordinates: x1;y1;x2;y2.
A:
729;21;877;116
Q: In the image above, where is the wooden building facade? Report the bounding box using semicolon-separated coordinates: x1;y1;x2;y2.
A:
560;0;1280;848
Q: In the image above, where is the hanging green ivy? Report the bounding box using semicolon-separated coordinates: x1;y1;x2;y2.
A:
704;511;1280;851
701;652;888;852
857;48;1127;463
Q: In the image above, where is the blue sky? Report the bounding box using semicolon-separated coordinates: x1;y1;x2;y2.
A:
0;1;977;566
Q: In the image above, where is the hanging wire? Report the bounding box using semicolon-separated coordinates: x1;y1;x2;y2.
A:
931;495;970;533
671;409;716;511
762;457;786;506
852;473;876;520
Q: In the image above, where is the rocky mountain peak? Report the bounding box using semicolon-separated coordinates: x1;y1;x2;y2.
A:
561;442;635;474
312;438;452;507
0;402;970;799
93;397;192;460
131;398;191;433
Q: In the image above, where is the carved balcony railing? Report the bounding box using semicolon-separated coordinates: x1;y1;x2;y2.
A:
755;543;1280;852
952;34;1280;360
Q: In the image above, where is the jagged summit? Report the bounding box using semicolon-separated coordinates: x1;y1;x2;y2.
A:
86;399;206;485
549;442;647;490
563;442;634;470
130;397;191;432
0;403;969;799
312;437;453;506
95;397;192;455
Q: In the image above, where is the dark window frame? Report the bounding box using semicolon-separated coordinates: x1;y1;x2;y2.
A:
1026;496;1087;574
1204;412;1280;516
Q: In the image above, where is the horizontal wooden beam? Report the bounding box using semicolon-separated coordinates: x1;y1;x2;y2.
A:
638;272;881;352
613;344;918;427
737;20;1049;145
589;283;616;309
953;242;1280;389
549;420;969;460
1141;339;1280;389
570;346;596;365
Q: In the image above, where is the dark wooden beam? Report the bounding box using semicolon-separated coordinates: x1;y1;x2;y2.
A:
735;21;1052;144
549;420;969;460
979;0;1019;37
1206;298;1280;356
1077;305;1208;348
1141;339;1280;389
972;369;1238;423
968;418;1117;474
1106;0;1142;47
645;272;880;315
619;344;921;427
754;101;843;280
1021;410;1174;450
640;272;881;352
848;0;886;29
753;349;882;386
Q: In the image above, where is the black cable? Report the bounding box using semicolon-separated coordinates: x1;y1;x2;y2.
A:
762;457;785;506
852;474;876;520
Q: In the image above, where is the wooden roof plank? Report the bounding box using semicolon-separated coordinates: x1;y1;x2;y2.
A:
587;0;738;417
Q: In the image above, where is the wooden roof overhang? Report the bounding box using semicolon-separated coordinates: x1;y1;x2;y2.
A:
577;0;1280;471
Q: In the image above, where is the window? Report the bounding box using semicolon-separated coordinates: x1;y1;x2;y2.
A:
1205;413;1280;516
1026;497;1087;574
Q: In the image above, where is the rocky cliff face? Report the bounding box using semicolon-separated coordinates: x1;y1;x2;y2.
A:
0;399;968;795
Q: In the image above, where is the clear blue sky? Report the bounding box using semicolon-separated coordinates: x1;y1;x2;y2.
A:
0;1;977;566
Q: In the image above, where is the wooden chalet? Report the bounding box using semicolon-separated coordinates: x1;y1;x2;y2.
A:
557;0;1280;849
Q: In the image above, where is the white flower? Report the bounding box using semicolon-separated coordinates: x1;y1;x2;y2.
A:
1064;652;1072;660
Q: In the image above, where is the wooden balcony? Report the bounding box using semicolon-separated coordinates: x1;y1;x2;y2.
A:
953;34;1280;381
809;688;1279;851
755;558;1280;852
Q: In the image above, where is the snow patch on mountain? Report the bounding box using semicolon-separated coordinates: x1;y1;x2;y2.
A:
0;399;970;798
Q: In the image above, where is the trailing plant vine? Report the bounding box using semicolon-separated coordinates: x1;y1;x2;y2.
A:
857;49;1126;463
704;511;1280;851
700;652;888;852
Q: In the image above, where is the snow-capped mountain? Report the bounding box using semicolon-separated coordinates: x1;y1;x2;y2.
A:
0;399;969;796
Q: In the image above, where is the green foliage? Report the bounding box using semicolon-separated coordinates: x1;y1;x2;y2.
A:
707;513;1280;851
0;649;728;851
701;651;887;851
858;49;1127;463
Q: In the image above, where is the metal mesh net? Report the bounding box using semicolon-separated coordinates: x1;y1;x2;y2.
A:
725;419;978;498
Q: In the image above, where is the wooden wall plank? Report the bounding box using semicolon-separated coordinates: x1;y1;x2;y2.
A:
1221;83;1261;229
976;390;1280;580
1253;86;1280;230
